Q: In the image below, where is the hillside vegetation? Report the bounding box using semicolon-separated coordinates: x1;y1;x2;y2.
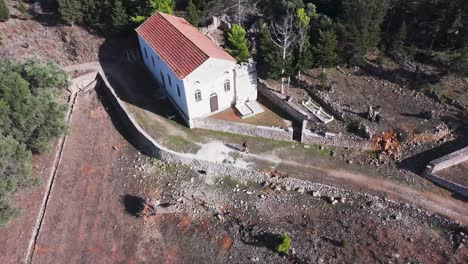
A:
0;59;68;226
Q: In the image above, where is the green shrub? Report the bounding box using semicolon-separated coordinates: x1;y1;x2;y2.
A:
275;234;291;254
0;0;9;22
18;1;27;17
0;199;20;227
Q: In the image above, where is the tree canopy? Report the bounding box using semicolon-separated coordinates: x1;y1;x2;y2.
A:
0;59;68;227
227;24;250;63
186;0;200;27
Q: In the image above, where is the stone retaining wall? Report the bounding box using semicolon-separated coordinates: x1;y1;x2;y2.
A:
192;117;293;142
300;121;372;150
426;146;468;173
258;79;309;122
423;173;468;198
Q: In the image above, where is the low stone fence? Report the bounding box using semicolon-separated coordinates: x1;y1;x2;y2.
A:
192;117;293;142
425;146;468;173
258;79;310;122
300;121;372;150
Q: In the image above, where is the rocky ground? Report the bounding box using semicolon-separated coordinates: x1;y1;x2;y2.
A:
133;159;468;263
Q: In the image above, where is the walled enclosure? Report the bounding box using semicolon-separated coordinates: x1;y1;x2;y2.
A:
258;79;371;149
258;79;310;122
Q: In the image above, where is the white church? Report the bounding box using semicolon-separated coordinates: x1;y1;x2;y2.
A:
136;12;261;127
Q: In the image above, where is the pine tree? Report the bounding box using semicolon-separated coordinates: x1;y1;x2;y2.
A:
131;0;174;24
227;24;250;63
148;0;174;15
257;22;287;79
0;0;9;22
112;0;129;32
341;0;391;64
391;21;407;51
186;0;200;27
315;29;338;67
57;0;83;26
295;38;314;73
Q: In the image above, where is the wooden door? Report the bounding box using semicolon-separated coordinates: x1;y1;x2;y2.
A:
210;93;218;112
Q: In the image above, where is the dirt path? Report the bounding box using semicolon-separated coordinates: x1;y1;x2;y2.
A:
30;90;152;263
246;152;468;225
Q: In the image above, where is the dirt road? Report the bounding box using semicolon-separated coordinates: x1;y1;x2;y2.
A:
245;152;468;225
29;90;155;263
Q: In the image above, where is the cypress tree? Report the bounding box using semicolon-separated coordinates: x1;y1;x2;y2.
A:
295;38;314;72
186;0;200;27
112;0;129;32
391;21;407;52
227;24;250;63
341;0;391;65
57;0;83;26
0;0;9;22
257;22;285;79
315;29;338;67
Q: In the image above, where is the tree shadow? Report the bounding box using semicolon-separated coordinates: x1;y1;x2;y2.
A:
360;60;441;90
400;112;432;120
343;109;368;119
321;236;346;247
121;194;146;217
240;230;310;263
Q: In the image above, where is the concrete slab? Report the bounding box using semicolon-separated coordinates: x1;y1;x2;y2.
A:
235;103;253;118
246;101;265;115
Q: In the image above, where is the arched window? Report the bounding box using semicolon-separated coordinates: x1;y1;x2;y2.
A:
144;47;148;58
224;79;231;92
177;84;181;97
195;90;202;102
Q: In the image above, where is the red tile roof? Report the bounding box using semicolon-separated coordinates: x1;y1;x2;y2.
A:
136;12;236;79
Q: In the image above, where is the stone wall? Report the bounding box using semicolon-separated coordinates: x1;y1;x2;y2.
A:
300;121;372;150
192;117;293;142
258;79;310;122
423;173;468;198
426;146;468;173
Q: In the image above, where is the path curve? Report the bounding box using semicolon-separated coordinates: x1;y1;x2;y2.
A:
248;153;468;225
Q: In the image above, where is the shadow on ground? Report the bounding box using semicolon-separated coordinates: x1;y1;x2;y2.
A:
398;139;468;174
121;194;146;217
